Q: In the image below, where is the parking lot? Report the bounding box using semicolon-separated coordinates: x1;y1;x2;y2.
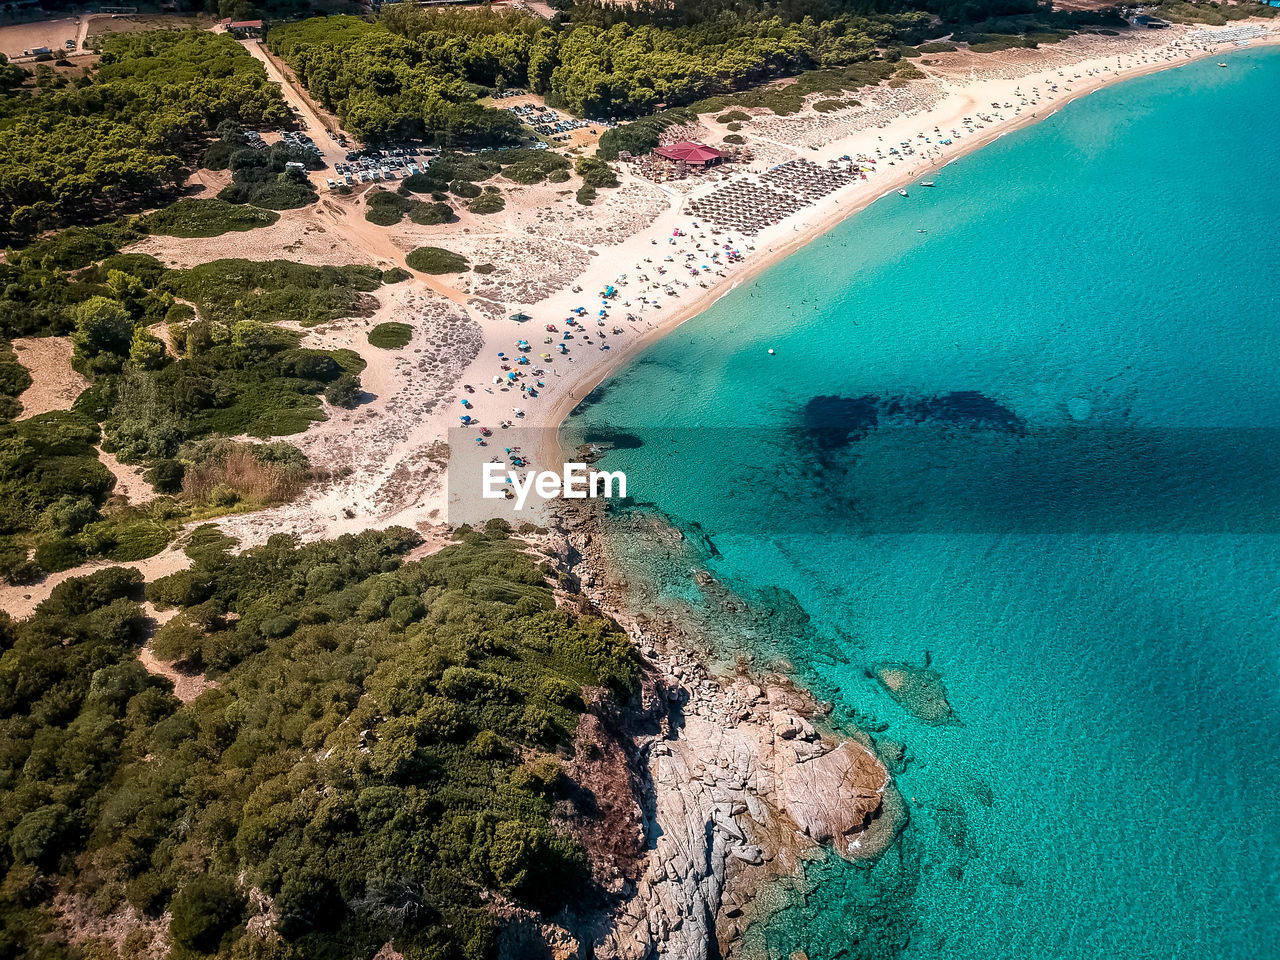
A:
492;89;615;148
328;146;435;189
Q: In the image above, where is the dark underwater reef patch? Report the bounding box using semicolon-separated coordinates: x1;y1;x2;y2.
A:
804;391;1025;448
581;426;645;449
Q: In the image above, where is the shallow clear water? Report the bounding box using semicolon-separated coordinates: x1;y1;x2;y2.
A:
566;49;1280;960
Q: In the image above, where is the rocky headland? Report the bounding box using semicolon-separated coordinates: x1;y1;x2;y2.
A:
536;507;907;960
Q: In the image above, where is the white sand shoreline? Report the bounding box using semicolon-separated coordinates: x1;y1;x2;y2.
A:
5;22;1277;615
447;23;1280;520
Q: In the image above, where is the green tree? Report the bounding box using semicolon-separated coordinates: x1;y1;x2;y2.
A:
168;875;246;954
71;296;133;374
129;327;167;370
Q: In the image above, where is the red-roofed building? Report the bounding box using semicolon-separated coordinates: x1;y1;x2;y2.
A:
653;142;727;168
225;19;264;38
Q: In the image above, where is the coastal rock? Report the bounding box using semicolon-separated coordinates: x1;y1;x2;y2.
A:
779;742;887;851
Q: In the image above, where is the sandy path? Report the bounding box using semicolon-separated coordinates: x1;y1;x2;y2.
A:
12;336;86;418
0;545;189;620
97;446;155;505
239;38;349;169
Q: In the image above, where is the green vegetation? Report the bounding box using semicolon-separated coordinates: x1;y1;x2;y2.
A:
0;339;32;419
409;200;456;225
689;59;898;116
144;198;281;239
501;150;571;184
576;156;619;188
716;110;751;123
723;134;746;145
269;13;527;146
917;41;958;53
576;185;597;206
161;260;383;328
369;322;414;349
382;266;413;283
365;188;416;226
0;31;290;243
1144;0;1277;24
407;246;471;274
813;98;849;113
468;192;507;215
0;526;640;958
597;109;698;161
0;236;384;580
451;180;484;199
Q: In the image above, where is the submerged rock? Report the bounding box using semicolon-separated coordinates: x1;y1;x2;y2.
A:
873;662;956;725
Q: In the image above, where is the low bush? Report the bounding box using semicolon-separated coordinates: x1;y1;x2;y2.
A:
145;199;280;239
368;322;413;349
365;189;413;226
381;267;411;283
576;186;596;206
468;193;506;215
576;157;619;188
408;201;454;225
406;247;470;274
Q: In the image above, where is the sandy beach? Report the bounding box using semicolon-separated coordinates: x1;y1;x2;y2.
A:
4;20;1276;616
442;21;1280;523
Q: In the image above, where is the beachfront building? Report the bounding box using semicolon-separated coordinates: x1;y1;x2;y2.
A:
654;142;728;169
224;19;265;38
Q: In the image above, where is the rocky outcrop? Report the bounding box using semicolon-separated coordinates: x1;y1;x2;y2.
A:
542;509;904;960
779;741;886;853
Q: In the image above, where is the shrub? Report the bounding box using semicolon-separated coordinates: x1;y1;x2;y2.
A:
9;804;73;867
145;199;279;239
575;186;596;206
324;372;362;408
473;263;496;275
716;110;751;123
450;180;482;199
813;99;847;113
575;157;618;188
723;134;746;145
381;267;411;283
365;189;413;226
468;193;506;215
169;875;246;954
365;204;403;226
402;173;443;194
406;247;470;275
501;152;570;184
34;537;86;572
368;322;412;349
408;201;454;225
219;180;317;211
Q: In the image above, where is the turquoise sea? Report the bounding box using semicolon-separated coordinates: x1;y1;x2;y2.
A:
565;49;1280;960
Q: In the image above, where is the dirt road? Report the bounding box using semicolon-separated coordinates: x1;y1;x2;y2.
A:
239;38;348;168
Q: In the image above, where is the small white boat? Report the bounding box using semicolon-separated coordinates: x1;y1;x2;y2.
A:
898;188;909;197
921;181;936;187
1218;62;1228;67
